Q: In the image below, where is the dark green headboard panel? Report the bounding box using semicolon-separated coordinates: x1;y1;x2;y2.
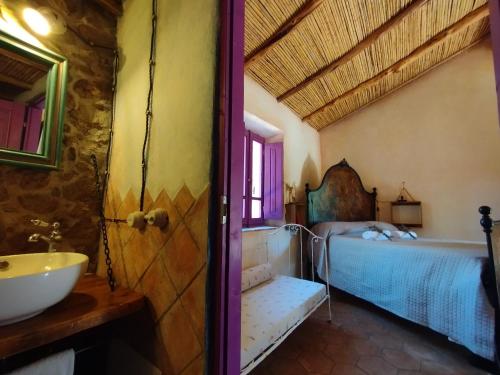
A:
305;159;377;227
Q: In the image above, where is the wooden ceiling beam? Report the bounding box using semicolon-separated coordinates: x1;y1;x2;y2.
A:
91;0;122;17
245;0;324;67
0;73;32;90
277;0;429;102
302;4;489;123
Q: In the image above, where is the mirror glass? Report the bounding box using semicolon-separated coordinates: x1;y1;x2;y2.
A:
0;44;49;154
0;30;67;169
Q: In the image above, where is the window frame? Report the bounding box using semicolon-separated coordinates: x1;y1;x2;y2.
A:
243;130;265;227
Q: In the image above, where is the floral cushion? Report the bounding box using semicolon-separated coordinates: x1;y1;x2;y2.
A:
241;263;274;292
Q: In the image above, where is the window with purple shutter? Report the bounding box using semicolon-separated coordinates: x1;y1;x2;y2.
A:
242;129;283;226
263;142;283;220
243;130;265;226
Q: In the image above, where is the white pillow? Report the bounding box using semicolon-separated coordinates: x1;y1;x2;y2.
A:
241;263;275;292
366;221;399;232
312;222;371;236
362;230;391;240
391;230;418;239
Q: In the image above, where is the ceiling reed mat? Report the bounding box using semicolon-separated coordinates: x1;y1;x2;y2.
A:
244;0;490;130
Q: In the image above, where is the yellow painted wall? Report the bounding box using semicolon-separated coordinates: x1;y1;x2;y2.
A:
320;39;500;241
245;75;322;201
111;0;217;199
99;0;218;373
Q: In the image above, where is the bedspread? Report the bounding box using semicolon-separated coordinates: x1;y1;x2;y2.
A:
309;226;495;360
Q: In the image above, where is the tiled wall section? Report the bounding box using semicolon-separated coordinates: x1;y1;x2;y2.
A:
98;183;208;375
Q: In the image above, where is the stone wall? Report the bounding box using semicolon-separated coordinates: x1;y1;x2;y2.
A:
0;0;116;270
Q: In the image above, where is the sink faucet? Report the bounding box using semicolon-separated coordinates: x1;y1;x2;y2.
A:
28;220;62;252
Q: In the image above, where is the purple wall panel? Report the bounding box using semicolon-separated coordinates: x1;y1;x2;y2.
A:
490;0;500;126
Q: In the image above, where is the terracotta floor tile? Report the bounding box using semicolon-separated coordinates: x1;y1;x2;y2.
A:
420;359;468;375
273;337;301;359
271;357;309;375
350;338;381;356
331;363;368;375
357;355;398;375
322;328;356;347
340;324;372;340
402;341;443;363
369;333;403;350
324;344;360;365
297;350;334;374
293;333;328;352
382;349;420;371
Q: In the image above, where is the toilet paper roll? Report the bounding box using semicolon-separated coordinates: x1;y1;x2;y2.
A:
127;211;146;229
145;208;168;229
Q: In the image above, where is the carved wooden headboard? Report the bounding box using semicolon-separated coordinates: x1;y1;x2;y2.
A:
305;159;377;227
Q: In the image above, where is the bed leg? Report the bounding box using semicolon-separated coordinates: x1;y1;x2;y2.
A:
327;289;332;324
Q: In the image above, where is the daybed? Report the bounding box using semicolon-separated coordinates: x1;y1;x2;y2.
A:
240;224;331;374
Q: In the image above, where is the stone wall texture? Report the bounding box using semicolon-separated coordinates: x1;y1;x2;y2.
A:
0;0;116;270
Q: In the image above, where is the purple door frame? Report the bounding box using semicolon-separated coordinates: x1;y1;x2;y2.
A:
213;0;244;374
211;1;500;373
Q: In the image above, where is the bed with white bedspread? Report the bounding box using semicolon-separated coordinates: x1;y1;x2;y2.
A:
305;159;497;362
310;223;495;360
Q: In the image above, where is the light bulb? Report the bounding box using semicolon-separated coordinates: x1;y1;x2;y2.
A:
22;8;51;36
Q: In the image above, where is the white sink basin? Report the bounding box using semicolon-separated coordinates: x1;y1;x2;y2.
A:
0;252;88;326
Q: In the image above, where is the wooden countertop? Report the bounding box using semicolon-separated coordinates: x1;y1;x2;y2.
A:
0;274;144;359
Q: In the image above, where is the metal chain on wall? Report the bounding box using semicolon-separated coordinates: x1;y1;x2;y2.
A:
140;0;158;211
91;50;120;291
92;0;159;290
92;154;116;291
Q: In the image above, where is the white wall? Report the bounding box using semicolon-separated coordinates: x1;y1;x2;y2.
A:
245;75;322;201
320;39;500;241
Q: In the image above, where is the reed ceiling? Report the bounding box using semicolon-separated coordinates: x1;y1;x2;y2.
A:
0;47;49;93
244;0;491;130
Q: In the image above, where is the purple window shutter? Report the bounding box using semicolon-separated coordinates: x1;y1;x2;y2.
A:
264;142;283;220
0;99;25;150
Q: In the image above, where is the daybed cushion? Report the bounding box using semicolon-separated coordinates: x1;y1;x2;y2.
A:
241;275;326;369
241;263;274;292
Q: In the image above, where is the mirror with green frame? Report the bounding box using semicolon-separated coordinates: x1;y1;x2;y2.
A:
0;29;67;169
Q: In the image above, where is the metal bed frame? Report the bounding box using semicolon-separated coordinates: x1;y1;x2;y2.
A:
240;224;332;375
